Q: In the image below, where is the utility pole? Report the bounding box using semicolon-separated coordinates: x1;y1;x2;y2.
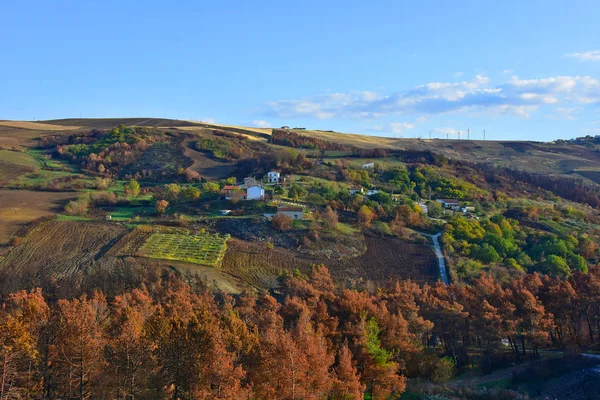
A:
429;130;432;139
467;129;470;140
446;132;449;140
458;131;461;140
483;129;486;140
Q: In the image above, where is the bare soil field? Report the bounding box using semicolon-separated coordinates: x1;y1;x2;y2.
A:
181;138;236;180
0;120;80;131
221;235;438;289
0;221;128;278
0;189;75;245
39;118;201;129
0;150;40;185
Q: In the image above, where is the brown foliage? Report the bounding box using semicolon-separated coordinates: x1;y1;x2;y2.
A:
272;213;293;232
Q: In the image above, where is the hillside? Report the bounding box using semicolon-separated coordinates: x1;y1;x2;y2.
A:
2;118;600;399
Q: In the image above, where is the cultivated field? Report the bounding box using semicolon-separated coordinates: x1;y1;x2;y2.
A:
0;150;40;185
0;221;128;277
139;231;230;267
221;235;438;289
0;190;76;245
0;120;80;131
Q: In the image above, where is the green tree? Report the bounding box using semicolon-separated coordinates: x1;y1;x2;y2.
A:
542;254;571;277
125;179;141;198
288;184;306;200
472;243;501;264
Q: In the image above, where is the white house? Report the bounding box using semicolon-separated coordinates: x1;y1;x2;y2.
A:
276;206;303;220
349;187;364;195
246;185;265;200
461;206;475;213
437;199;460;209
366;189;379;196
219;210;232;216
361;162;375;169
267;171;280;183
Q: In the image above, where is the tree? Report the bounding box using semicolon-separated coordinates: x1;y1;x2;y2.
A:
181;186;201;201
125;179;141;198
203;182;221;194
542;254;571;277
51;293;108;399
156;200;169;214
320;206;339;228
357;205;375;229
288;184;306;201
164;183;181;201
332;343;364;400
427;201;444;218
272;213;292;232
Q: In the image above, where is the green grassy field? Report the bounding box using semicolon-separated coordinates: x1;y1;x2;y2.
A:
139;231;230;267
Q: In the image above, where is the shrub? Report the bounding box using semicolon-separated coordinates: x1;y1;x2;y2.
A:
156;200;169;214
65;199;89;216
272;213;292;232
125;179;140;197
9;236;23;247
357;205;375;229
320;206;339;228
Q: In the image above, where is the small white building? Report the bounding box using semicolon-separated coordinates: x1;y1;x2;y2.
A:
418;203;428;214
349;187;364;195
366;189;379;196
276;206;303;220
267;171;280;183
461;206;475;213
246;185;265;200
361;162;375;169
219;210;232;215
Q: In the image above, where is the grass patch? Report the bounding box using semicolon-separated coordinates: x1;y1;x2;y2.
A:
139;231;230;267
56;215;92;222
336;222;358;235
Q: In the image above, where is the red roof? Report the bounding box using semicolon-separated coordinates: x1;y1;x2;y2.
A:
223;185;239;190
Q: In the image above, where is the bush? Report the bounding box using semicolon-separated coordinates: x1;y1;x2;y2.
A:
156;200;169;214
64;199;90;216
320;206;338;228
272;213;292;232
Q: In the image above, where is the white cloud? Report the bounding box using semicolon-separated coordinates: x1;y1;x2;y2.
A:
454;72;464;77
565;50;600;62
264;74;600;121
390;122;415;133
548;107;578;120
252;119;271;128
502;69;514;75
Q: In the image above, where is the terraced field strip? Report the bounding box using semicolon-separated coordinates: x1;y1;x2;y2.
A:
139;232;230;267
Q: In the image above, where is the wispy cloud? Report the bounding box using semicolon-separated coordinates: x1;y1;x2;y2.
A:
565;50;600;62
371;122;415;134
264;74;600;120
252;119;271;128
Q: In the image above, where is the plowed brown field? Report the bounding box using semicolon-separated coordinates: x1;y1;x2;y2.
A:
0;221;127;278
222;236;437;289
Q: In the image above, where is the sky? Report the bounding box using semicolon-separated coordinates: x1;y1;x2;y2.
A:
1;0;599;141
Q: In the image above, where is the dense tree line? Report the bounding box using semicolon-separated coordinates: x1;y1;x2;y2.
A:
2;266;600;399
460;160;600;208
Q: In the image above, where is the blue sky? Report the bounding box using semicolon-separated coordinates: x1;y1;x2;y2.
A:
1;1;599;141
